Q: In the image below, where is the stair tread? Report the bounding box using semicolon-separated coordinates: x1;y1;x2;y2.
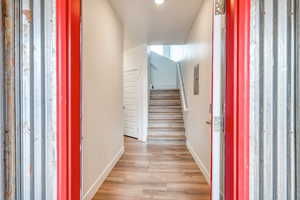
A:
150;114;183;115
150;108;182;110
151;89;180;92
149;127;185;131
149;123;184;126
149;126;184;129
150;105;182;107
151;99;180;101
151;94;180;96
148;137;186;141
150;109;181;111
150;105;181;107
149;115;183;117
149;118;184;121
149;132;185;136
148;134;185;138
148;136;185;139
148;132;185;136
149;119;184;122
149;110;182;112
151;97;181;100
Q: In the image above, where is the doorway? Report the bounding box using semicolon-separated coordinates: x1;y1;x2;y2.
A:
56;1;251;200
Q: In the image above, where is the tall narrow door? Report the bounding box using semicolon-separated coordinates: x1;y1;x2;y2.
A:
211;8;226;200
123;69;140;139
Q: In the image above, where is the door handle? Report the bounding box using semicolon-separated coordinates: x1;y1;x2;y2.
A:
206;120;212;125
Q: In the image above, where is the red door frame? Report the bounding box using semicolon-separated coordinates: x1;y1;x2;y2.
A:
56;0;250;199
224;0;250;200
57;0;81;200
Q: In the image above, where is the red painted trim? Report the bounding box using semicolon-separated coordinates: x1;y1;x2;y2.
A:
57;0;68;199
57;0;81;199
225;0;250;200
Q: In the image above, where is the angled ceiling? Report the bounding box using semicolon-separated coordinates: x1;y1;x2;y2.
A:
109;0;203;45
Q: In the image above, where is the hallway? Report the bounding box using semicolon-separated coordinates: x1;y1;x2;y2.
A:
83;1;214;199
92;137;210;200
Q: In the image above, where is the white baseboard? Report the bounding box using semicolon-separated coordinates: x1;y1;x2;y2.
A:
83;147;124;200
186;140;210;184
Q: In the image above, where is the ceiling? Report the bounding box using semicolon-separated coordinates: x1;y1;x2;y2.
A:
109;0;203;45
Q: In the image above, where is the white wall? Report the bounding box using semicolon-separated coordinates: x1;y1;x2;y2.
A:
82;0;124;199
123;32;149;141
150;52;178;89
182;0;213;183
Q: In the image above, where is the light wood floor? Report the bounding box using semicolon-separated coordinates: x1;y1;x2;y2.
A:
92;137;211;200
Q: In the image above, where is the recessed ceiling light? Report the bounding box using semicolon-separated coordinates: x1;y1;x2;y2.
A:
155;0;165;5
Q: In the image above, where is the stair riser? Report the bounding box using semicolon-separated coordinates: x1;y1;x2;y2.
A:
149;116;184;123
148;130;185;135
148;138;186;141
149;127;185;131
151;90;180;94
148;133;185;137
149;109;182;113
149;116;183;120
149;129;185;132
150;119;184;122
149;124;184;129
149;120;184;124
151;93;180;97
150;101;181;106
150;96;181;100
150;105;181;108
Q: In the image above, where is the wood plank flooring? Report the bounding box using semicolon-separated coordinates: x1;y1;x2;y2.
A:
92;137;211;200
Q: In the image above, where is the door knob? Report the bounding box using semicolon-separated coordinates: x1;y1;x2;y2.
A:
206;121;212;125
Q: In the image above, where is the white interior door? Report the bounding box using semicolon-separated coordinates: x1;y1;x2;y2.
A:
212;7;226;200
123;69;140;139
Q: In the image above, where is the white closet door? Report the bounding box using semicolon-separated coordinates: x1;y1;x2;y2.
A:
123;69;140;139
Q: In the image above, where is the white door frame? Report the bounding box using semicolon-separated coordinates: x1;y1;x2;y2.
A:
211;5;226;200
137;61;149;142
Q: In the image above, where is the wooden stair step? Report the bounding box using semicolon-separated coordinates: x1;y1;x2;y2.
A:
149;108;182;111
148;130;185;135
148;129;185;134
150;89;180;94
150;106;182;110
150;100;181;106
148;132;185;137
148;134;186;139
149;122;184;128
149;127;185;131
150;112;182;115
149;115;183;120
150;105;182;109
149;112;183;115
150;95;181;100
148;138;186;142
149;118;184;122
150;92;181;97
149;125;184;129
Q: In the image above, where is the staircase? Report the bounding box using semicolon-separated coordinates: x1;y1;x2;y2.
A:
148;89;186;144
